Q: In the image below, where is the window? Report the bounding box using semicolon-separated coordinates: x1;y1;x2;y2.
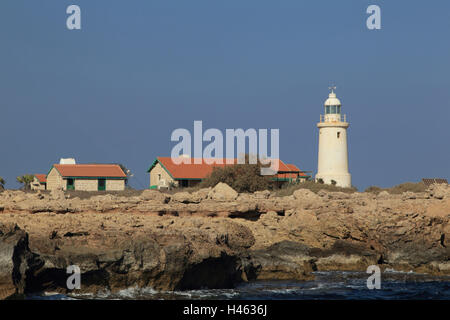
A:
98;178;106;191
337;106;341;114
337;132;341;138
325;106;330;114
67;178;74;190
181;180;189;187
158;174;161;181
331;105;337;114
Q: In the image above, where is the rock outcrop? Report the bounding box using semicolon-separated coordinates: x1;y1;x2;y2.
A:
1;183;450;297
0;223;43;299
0;216;256;296
208;183;238;202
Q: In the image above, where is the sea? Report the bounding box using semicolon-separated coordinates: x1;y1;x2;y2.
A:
28;270;450;300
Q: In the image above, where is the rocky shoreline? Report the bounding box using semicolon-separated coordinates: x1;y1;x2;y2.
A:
1;183;449;299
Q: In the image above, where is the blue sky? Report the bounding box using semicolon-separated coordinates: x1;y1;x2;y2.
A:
0;0;449;190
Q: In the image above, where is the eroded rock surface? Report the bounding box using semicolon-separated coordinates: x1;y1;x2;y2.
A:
1;183;449;297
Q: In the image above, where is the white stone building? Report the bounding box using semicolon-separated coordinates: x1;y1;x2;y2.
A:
31;174;47;191
316;87;352;187
46;164;127;191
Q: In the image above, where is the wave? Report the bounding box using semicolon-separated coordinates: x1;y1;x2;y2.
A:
29;271;450;300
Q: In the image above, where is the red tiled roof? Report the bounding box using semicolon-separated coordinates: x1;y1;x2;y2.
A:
286;164;307;177
149;157;307;180
52;164;126;178
153;157;231;179
34;174;47;183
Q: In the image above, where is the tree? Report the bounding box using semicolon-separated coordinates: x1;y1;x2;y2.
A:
117;163;129;176
0;176;5;189
117;163;132;186
16;174;34;190
199;160;273;193
331;179;337;186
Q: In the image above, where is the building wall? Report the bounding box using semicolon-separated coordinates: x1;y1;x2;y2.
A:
106;179;125;191
74;179;98;191
316;121;351;187
31;177;46;191
188;180;201;187
46;168;65;190
149;162;177;188
46;167;125;191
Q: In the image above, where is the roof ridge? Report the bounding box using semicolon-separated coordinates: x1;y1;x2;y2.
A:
55;164;119;166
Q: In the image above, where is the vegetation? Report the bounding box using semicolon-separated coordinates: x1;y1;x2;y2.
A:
364;182;427;194
117;163;130;176
199;161;273;193
16;174;34;190
364;186;383;194
64;189;145;200
116;163;132;186
274;180;358;197
0;176;5;189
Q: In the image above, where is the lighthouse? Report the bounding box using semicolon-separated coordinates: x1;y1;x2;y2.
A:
316;86;351;188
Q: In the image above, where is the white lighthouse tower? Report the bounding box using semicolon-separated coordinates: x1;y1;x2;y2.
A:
316;86;351;187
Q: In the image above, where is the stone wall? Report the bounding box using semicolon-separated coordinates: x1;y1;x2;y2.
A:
150;162;177;188
46;168;65;190
106;179;125;191
30;177;46;191
74;179;98;191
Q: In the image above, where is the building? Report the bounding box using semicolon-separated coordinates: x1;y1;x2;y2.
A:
422;178;448;187
274;163;307;188
31;174;47;190
59;158;76;164
316;87;352;187
147;157;309;189
46;164;127;191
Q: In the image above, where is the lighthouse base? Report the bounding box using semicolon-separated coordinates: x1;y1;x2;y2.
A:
315;173;352;188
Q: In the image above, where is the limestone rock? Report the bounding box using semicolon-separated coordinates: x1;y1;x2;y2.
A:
429;184;449;200
141;190;170;203
377;191;390;199
254;190;271;199
172;191;202;204
50;189;66;201
0;223;43;299
192;188;212;200
208;183;238;202
292;189;320;201
0;182;450;296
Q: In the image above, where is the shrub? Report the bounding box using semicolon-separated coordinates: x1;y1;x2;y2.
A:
365;186;383;194
274;180;357;197
364;182;427;194
199;162;273;193
386;182;427;194
16;174;34;190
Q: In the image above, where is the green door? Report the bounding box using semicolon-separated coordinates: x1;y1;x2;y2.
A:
98;179;106;191
67;178;75;190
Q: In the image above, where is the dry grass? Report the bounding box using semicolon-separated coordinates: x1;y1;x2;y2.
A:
64;189;144;200
274;181;358;197
364;182;427;194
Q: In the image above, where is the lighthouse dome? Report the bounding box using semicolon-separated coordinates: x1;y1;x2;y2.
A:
324;91;341;106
